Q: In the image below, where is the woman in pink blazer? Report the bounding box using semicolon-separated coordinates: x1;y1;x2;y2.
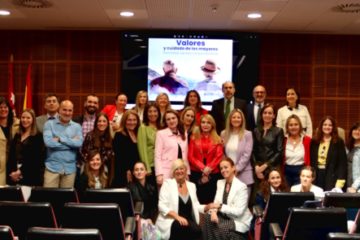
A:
155;109;189;187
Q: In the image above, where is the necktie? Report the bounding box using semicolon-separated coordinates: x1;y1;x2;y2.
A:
256;104;262;125
224;99;231;121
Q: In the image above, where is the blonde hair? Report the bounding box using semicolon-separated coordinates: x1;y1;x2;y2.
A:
135;90;148;108
180;106;196;132
191;114;221;144
222;109;246;144
171;159;187;177
155;93;171;110
19;108;38;136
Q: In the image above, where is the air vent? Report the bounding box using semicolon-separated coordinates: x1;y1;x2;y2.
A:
13;0;52;8
333;3;360;13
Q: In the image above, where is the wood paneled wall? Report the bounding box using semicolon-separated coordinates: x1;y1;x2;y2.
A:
0;31;359;138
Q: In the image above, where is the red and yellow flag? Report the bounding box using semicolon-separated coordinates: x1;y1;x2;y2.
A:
23;63;33;110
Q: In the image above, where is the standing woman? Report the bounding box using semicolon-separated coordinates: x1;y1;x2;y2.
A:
188;114;223;204
202;157;253;240
112;110;140;187
81;113;114;183
252;103;284;181
283;114;311;186
276;88;313;137
132;90;148;122
155;93;171;126
7;109;44;186
0;97;19;186
137;103;162;185
154;109;189;187
348;122;360;187
181;90;208;125
310;116;347;191
180;106;196;137
221;109;254;195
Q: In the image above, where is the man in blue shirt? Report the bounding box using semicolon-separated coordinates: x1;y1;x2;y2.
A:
43;100;83;188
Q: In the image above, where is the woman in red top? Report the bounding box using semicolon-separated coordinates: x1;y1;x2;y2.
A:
188;114;223;203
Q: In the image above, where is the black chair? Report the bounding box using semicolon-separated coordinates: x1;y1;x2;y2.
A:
253;192;315;240
327;232;360;239
28;187;79;225
0;186;24;201
0;225;16;240
27;227;103;240
0;201;57;239
270;207;348;240
62;202;135;240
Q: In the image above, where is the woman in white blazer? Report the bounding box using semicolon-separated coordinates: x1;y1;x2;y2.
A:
203;157;253;240
156;159;203;240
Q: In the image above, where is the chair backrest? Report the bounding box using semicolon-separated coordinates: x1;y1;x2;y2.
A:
0;201;57;239
0;225;15;240
327;232;360;239
83;188;134;221
27;227;103;240
323;192;360;208
283;207;347;240
62;202;126;240
0;186;24;201
28;187;79;225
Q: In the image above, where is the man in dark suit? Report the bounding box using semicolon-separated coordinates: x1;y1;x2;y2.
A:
246;85;267;130
36;93;60;133
210;81;247;134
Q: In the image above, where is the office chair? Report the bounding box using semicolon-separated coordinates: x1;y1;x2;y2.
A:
27;226;103;240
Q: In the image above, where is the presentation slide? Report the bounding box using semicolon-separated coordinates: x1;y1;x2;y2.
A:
148;38;233;103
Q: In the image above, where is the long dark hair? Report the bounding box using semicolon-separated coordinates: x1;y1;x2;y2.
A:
183;90;202;111
0;96;14;127
164;109;186;141
143;103;162;129
348;122;360;151
313;115;339;144
258;168;289;201
258;103;277;127
92;113;112;148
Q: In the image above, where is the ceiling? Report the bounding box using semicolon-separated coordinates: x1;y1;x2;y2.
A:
1;0;360;35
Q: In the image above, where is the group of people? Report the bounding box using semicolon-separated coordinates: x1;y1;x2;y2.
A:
0;80;359;240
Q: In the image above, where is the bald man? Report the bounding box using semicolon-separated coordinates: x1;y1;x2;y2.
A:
246;85;267;130
43;100;83;188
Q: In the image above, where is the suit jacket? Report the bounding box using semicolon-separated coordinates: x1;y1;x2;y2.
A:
0;119;19;185
210;97;247;134
214;178;253;233
246;103;263;131
310;138;347;191
154;128;190;179
36;115;48;133
156;179;204;240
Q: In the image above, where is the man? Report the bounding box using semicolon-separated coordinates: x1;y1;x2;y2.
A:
36;93;60;133
101;93;127;132
210;81;247;134
246;85;267;130
73;94;99;138
43;100;83;188
195;59;222;92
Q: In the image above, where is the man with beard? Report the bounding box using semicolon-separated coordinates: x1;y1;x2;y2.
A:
73;94;99;138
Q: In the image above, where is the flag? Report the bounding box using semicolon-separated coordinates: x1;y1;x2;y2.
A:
8;54;15;109
23;63;33;110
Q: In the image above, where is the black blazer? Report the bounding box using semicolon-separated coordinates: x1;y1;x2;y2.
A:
310;138;347;191
210;97;247;134
246;103;256;131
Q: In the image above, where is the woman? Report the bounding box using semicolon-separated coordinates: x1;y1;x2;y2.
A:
154;109;189;187
155;93;171;126
347;122;360;187
112;110;140;187
221;109;253;195
252;103;284;181
156;159;202;240
180;106;196;137
0;97;19;186
7;109;44;186
127;162;158;223
181;90;208;125
276;88;313;137
283;114;311;186
81;113;114;183
310;116;347;191
132;90;148;122
202;157;253;240
137;103;162;186
188;114;223;204
290;166;324;199
255;168;289;210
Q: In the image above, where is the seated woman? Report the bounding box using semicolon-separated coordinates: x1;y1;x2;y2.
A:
290;166;324;199
156;159;202;240
77;150;108;199
127;162;158;223
202;157;253;240
255;168;289;210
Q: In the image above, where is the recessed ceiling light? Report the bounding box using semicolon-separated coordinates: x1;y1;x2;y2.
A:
0;10;11;16
247;12;262;19
120;11;134;17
